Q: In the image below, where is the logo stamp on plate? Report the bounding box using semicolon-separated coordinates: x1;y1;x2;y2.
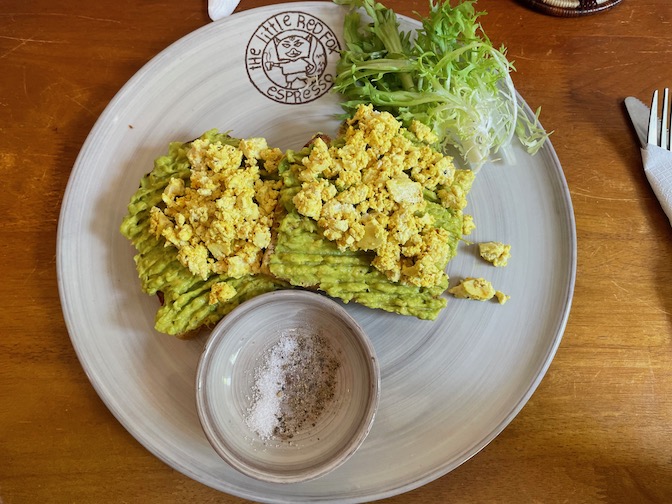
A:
245;11;341;105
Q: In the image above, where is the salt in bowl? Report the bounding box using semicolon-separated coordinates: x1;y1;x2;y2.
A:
195;289;380;484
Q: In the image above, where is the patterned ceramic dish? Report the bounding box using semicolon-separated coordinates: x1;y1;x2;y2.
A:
521;0;623;16
195;290;380;484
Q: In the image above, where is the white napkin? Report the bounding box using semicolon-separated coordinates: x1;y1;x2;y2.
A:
641;145;672;226
208;0;241;20
625;96;672;227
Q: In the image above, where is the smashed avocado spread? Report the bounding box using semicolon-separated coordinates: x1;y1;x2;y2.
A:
120;105;475;337
119;131;286;337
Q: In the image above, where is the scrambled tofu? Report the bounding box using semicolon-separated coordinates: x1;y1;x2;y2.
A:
449;277;509;304
449;243;510;305
494;290;510;304
149;136;282;288
291;104;471;288
208;281;237;305
479;241;511;267
462;214;476;236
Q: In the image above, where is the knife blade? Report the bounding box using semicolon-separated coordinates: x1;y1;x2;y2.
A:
624;96;651;148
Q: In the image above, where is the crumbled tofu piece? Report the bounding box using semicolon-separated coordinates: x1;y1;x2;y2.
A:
209;282;237;305
462;214;476;235
479;241;511;267
437;178;470;210
448;277;496;301
495;291;510;304
386;176;424;205
150;135;281;280
238;137;268;160
409;120;438;144
449;278;510;304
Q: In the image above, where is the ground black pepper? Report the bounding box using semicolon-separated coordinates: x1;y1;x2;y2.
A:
245;329;341;442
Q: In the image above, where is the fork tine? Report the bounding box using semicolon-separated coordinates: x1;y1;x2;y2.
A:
648;90;659;146
662;88;670;149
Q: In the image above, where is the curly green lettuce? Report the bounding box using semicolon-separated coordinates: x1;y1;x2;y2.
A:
334;0;549;169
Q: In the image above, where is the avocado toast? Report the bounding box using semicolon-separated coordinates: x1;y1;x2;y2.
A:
120;106;474;337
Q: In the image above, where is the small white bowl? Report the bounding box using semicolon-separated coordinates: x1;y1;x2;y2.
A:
195;290;380;484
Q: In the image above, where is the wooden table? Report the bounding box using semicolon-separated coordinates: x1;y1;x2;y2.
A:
2;0;671;502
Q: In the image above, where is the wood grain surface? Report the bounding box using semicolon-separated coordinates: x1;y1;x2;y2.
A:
1;0;671;502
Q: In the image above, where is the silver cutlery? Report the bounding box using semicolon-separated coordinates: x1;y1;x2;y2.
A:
647;89;672;150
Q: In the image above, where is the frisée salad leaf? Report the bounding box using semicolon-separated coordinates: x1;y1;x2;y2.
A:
333;0;549;169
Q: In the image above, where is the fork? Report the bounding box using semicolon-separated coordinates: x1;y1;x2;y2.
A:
648;88;671;149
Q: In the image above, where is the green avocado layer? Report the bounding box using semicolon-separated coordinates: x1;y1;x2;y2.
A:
268;211;450;319
119;131;284;337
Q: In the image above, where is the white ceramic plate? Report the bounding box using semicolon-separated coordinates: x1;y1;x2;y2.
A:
57;3;576;503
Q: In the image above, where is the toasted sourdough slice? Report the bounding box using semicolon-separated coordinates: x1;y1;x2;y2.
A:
268;105;475;320
120;130;286;337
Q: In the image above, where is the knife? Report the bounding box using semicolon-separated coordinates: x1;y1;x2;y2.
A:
624;96;651;148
